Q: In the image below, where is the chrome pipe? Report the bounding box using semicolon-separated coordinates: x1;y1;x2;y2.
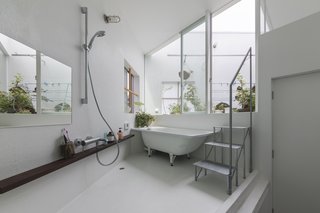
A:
81;7;88;104
81;137;106;146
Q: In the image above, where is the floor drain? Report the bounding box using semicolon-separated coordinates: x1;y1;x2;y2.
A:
119;167;125;170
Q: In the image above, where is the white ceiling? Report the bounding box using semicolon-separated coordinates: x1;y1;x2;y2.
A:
105;0;320;54
108;0;237;54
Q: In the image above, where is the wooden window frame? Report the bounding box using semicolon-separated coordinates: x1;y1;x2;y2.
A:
124;67;139;113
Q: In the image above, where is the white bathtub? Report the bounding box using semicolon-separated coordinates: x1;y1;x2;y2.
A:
134;126;211;166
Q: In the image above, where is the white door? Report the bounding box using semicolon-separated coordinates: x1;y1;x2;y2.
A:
272;71;320;213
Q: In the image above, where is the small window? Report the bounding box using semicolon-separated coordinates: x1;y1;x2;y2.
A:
124;62;139;113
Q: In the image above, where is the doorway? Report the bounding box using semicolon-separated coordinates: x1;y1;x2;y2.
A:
272;71;320;212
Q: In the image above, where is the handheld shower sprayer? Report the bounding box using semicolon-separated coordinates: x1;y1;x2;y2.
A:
83;30;106;51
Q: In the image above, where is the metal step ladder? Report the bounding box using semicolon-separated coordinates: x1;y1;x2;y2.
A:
193;126;251;195
193;48;253;195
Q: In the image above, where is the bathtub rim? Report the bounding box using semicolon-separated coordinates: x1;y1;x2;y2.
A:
131;126;212;137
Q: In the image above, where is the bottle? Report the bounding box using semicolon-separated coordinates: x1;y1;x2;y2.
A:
117;128;124;140
106;131;114;142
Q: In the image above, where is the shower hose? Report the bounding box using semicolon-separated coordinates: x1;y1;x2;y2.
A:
88;61;120;166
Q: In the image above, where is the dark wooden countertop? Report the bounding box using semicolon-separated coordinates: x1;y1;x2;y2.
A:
0;134;134;194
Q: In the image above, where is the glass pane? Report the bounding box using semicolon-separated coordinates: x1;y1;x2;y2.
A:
260;0;270;34
162;82;179;98
211;0;256;113
145;37;181;114
161;82;180;114
41;55;71;113
182;23;206;113
0;33;37;114
162;99;180;115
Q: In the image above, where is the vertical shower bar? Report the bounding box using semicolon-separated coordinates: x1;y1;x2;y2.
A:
81;7;88;104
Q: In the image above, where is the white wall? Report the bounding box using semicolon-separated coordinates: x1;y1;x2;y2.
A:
0;0;144;212
257;11;320;213
0;51;7;91
264;0;320;31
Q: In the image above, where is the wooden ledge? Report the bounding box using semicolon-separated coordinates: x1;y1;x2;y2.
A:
0;134;134;194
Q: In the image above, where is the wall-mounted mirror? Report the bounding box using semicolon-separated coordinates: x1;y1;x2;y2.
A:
0;32;71;127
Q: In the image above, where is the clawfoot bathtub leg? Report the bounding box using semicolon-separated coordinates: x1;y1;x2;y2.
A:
187;153;191;159
169;153;176;166
148;147;152;157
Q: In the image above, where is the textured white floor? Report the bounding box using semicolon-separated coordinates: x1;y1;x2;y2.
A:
58;152;229;213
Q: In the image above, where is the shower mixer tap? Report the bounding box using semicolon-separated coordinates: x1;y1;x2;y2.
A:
74;137;107;146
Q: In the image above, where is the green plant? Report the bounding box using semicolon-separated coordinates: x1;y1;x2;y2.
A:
215;102;229;112
168;102;190;114
168;103;181;114
184;83;205;111
168;83;205;114
134;101;144;112
0;74;35;114
54;102;71;112
0;91;11;113
135;111;155;127
235;74;255;112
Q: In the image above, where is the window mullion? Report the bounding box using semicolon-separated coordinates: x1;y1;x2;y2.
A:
180;33;183;113
205;11;212;114
36;50;41;114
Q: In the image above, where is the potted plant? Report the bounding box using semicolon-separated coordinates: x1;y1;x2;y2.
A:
235;74;255;112
214;102;229;113
135;111;155;128
54;102;71;112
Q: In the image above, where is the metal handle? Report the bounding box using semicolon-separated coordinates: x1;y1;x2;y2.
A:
81;137;106;146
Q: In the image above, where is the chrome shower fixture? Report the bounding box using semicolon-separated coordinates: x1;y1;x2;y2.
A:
80;137;107;146
81;6;106;104
81;7;87;14
87;30;106;50
104;15;121;23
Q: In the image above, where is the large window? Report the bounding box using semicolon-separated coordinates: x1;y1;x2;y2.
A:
145;0;256;115
211;0;256;113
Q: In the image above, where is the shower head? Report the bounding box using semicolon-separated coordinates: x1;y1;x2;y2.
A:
104;15;121;23
87;30;106;51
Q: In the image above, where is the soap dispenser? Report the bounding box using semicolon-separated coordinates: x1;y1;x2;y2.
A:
117;128;124;140
106;131;115;142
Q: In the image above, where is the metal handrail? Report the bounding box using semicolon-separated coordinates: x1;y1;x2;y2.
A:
228;47;253;194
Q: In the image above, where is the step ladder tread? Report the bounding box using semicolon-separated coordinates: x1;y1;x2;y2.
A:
205;141;242;149
213;125;249;129
193;160;233;176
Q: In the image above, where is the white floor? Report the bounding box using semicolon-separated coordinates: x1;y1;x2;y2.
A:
58;152;229;213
